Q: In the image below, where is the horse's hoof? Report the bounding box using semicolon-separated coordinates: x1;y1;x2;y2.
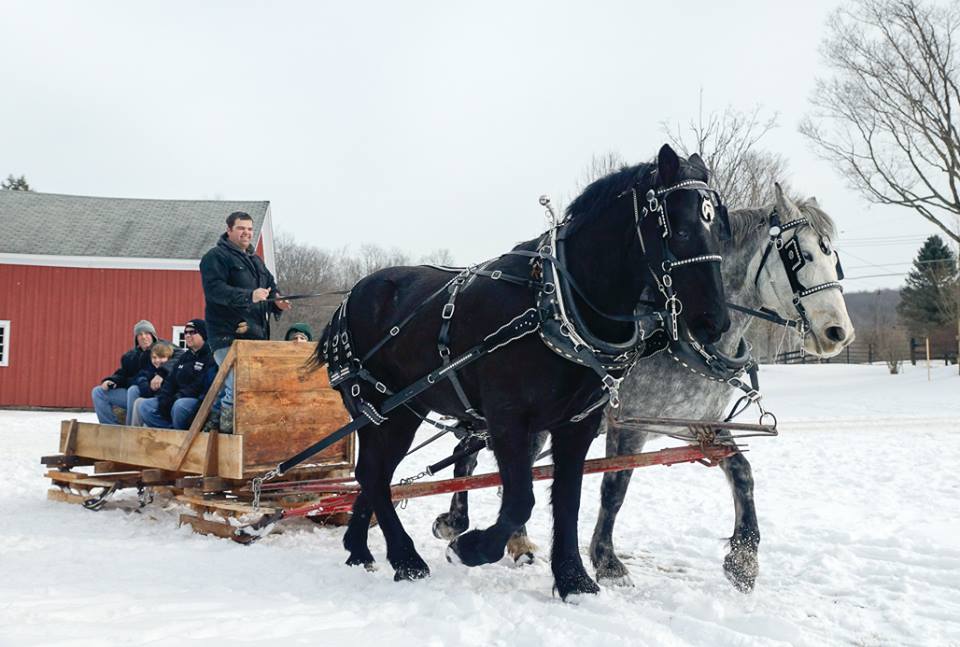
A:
597;573;634;588
554;561;601;600
445;543;463;565
513;551;535;567
393;558;430;582
433;513;467;541
345;553;376;570
723;547;758;593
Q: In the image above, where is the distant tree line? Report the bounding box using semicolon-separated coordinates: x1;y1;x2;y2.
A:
272;233;454;339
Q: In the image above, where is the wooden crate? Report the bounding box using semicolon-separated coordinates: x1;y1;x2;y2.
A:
47;341;354;481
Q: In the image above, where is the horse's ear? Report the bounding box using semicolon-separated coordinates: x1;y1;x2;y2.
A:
774;182;797;216
808;196;820;207
658;144;680;184
688;152;709;177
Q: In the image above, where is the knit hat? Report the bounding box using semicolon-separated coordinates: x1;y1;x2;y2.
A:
133;320;157;340
285;322;314;341
184;319;207;340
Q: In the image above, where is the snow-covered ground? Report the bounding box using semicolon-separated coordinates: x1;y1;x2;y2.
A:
1;363;958;647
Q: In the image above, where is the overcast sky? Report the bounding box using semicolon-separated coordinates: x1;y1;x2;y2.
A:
2;0;955;291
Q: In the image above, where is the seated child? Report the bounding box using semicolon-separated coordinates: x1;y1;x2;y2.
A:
129;343;176;426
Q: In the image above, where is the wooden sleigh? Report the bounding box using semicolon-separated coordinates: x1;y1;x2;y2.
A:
42;341;356;534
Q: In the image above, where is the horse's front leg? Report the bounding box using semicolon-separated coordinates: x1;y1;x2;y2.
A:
432;436;479;541
550;417;602;599
446;421;533;567
722;451;760;592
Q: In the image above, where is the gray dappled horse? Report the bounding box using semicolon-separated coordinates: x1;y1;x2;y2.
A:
589;183;854;592
433;184;854;592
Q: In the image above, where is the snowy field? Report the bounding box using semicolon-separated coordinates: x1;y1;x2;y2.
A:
1;363;958;647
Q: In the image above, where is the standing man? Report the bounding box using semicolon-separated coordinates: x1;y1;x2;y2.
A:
200;211;290;433
138;319;217;430
91;320;158;425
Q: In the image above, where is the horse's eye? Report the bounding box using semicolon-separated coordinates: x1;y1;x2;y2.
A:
675;228;691;241
818;237;832;254
802;251;814;262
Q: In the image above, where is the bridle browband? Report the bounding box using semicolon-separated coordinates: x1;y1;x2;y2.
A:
753;209;844;347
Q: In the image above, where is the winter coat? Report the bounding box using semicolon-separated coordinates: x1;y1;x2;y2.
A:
200;233;283;352
101;334;158;388
133;347;183;397
155;343;217;416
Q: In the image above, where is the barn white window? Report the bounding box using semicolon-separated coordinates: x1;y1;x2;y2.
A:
0;320;10;367
172;325;186;349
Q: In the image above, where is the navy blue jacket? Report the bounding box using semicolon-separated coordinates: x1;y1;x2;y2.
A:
102;335;158;388
200;233;283;352
133;348;183;398
155;343;217;416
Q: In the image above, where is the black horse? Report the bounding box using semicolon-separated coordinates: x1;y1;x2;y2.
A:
310;144;731;599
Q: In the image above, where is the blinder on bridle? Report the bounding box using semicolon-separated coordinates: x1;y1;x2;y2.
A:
754;209;845;339
620;178;727;340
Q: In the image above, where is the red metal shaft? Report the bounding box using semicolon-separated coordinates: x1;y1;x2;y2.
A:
280;444;736;519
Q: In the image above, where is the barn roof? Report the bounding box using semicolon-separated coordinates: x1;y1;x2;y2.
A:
0;190;270;260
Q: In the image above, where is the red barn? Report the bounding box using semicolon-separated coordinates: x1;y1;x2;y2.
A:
0;191;275;408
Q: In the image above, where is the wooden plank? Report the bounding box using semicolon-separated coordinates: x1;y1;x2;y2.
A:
235;389;352;466
95;461;140;473
202;428;219;478
47;471;142;488
141;469;175;484
60;422;244;479
178;514;237;540
40;454;96;468
177;494;276;515
172;343;237;471
61;419;79;455
234;354;324;392
48;488;89;505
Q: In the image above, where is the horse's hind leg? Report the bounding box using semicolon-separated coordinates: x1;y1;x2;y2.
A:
352;409;431;581
721;451;760;592
589;426;648;586
447;420;533;567
505;431;548;565
432;436;478;541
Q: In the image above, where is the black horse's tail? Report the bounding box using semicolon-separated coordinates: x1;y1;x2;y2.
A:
305;322;330;373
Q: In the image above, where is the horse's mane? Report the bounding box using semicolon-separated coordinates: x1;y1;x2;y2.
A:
728;197;839;246
563;162;656;236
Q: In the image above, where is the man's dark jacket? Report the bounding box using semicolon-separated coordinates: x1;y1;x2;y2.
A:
155;343;217;417
102;333;159;388
200;233;283;352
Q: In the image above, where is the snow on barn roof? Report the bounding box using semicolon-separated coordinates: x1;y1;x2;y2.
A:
0;190;270;260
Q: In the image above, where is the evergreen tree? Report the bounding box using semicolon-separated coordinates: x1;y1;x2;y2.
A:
897;235;959;333
1;174;32;191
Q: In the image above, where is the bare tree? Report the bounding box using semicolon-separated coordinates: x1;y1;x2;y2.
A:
419;248;456;266
800;0;960;244
576;151;628;192
663;98;789;207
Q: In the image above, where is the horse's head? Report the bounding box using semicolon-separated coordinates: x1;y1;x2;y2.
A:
636;144;731;344
754;184;854;357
